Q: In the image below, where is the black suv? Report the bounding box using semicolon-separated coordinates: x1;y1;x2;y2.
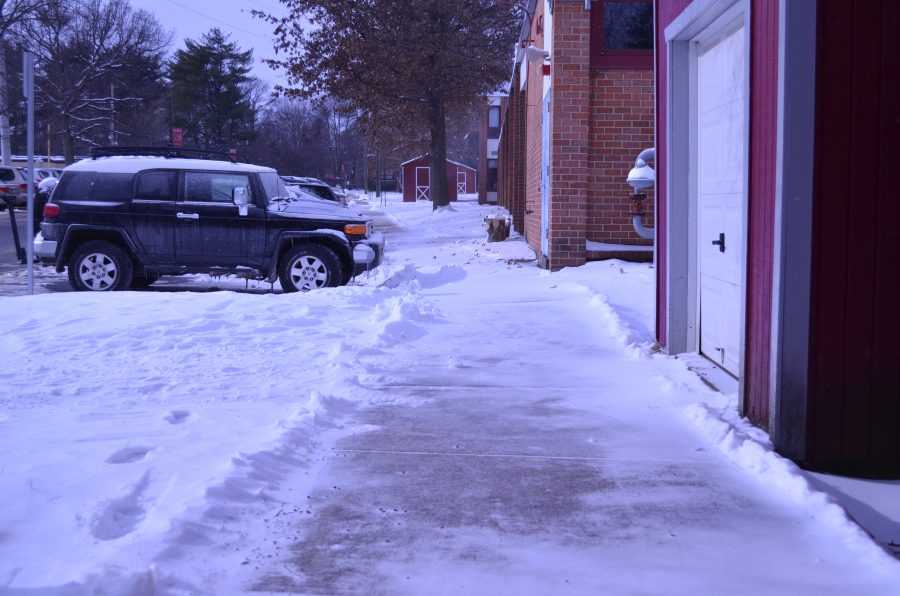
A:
33;148;384;292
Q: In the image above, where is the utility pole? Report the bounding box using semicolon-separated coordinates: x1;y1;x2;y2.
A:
23;51;35;294
0;43;11;166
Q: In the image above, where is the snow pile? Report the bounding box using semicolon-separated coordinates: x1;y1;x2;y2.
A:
1;194;897;594
686;402;900;576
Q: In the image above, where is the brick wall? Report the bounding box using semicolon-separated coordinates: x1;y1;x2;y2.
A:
587;69;655;244
503;0;655;268
523;1;547;258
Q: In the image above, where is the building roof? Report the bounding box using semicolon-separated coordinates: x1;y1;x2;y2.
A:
399;154;475;170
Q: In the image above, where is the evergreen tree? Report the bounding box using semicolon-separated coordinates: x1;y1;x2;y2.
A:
168;28;259;151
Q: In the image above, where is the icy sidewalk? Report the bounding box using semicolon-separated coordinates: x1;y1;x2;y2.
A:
246;263;900;595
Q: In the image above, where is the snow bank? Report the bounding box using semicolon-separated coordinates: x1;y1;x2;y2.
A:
685;402;900;577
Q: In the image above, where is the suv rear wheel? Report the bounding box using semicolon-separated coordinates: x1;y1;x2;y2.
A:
67;240;134;291
278;244;341;292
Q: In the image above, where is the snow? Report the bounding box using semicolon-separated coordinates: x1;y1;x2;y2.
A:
1;193;898;594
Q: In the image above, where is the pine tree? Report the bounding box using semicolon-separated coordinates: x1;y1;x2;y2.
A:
169;28;259;151
255;0;518;208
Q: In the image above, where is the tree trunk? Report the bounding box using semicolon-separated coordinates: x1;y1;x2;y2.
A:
428;91;449;209
0;44;12;167
62;117;75;164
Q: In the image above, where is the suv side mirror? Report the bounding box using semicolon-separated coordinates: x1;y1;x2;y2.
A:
233;186;250;216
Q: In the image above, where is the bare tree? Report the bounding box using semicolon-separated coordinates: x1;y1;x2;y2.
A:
21;0;170;162
0;0;52;165
255;0;518;208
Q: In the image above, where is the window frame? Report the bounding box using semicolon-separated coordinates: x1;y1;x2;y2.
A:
590;0;653;70
487;106;501;139
182;171;254;204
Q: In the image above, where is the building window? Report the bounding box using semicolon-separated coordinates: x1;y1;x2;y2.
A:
487;106;501;139
487;158;498;192
590;0;653;69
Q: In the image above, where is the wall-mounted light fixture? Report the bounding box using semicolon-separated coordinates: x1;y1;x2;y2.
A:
524;44;549;64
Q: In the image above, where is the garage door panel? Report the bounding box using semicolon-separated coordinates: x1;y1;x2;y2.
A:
697;23;745;378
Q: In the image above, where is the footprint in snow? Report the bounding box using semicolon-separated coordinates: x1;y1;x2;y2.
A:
91;472;151;540
164;410;190;424
106;446;154;464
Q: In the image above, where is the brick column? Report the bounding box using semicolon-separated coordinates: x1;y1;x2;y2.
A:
549;0;591;270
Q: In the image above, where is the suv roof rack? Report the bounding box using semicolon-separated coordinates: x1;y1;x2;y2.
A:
90;146;246;163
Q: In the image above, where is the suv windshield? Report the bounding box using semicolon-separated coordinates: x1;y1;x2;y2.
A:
259;172;290;202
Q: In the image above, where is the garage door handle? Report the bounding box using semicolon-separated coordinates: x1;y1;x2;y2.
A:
176;212;199;220
712;232;725;252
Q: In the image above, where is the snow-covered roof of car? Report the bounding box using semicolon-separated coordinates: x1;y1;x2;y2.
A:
65;156;277;175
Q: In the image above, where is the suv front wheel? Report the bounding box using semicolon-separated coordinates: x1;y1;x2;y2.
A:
68;240;134;291
278;244;341;292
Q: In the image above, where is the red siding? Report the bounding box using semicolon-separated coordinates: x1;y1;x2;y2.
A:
744;0;778;429
401;156;472;203
808;0;900;473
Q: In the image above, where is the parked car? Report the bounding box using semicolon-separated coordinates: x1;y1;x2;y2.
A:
34;147;384;292
37;167;63;180
0;166;28;208
281;175;347;205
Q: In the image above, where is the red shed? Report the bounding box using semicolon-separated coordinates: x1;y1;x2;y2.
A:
655;0;899;476
400;155;476;202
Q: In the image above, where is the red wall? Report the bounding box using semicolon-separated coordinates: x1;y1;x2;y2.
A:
744;0;779;429
807;0;900;473
402;157;471;202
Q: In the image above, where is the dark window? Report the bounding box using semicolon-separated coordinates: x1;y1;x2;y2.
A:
55;172;95;200
591;0;653;69
53;171;133;201
184;172;252;203
0;168;16;182
89;174;134;201
299;184;334;201
136;171;177;201
487;106;501;139
487;159;498;193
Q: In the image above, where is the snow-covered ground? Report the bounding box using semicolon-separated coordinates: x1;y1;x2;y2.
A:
1;193;898;594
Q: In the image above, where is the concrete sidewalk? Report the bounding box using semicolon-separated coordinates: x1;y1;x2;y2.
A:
250;269;899;595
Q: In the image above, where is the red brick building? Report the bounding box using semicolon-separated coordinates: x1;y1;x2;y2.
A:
495;0;655;270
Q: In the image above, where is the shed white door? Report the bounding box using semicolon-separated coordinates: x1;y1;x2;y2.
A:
457;170;466;194
697;24;745;376
415;167;430;200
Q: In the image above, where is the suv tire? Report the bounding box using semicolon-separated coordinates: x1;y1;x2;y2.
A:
278;244;341;292
67;240;134;291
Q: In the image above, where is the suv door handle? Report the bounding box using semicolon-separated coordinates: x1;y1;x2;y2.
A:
176;212;199;220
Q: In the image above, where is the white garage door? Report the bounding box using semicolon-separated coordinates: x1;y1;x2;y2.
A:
697;23;746;377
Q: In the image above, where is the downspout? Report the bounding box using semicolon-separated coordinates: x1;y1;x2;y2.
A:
627;148;656;241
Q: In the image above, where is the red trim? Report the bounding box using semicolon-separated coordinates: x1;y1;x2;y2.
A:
590;0;653;70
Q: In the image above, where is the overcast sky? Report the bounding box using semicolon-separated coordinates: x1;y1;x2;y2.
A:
127;0;294;88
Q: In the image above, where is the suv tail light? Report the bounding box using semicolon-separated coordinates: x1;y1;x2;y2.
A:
19;183;28;191
43;203;60;218
0;185;9;194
